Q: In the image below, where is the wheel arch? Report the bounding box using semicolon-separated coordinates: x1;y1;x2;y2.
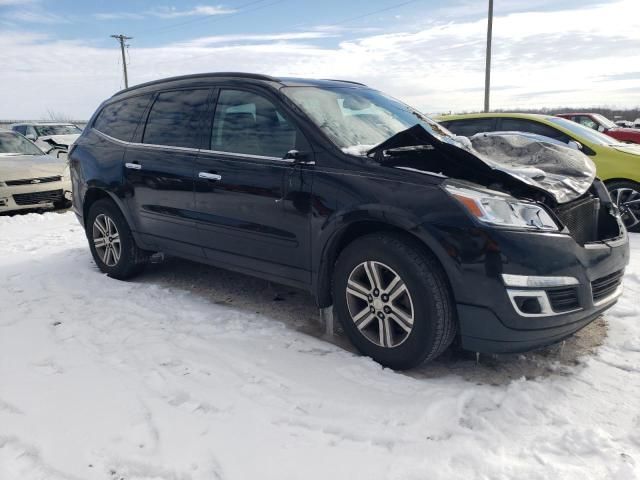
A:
314;218;455;309
82;188;138;240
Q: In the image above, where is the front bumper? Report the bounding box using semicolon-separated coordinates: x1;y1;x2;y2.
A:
0;180;72;213
442;226;630;354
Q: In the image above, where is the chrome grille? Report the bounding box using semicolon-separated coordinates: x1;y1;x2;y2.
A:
6;175;62;186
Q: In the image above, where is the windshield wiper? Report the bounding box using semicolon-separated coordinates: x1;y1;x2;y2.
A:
367;124;436;159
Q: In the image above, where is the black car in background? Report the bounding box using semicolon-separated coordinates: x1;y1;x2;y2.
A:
69;73;629;369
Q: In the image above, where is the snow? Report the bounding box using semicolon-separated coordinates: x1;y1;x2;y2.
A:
1;211;639;480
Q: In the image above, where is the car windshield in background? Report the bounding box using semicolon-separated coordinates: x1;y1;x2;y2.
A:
35;125;82;136
593;114;617;130
549;117;622;146
0;132;45;156
282;86;451;154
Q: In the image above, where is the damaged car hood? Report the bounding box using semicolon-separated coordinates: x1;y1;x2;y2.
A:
38;134;80;147
0;154;68;181
366;124;596;204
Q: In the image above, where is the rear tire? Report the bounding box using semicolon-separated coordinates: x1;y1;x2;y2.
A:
606;180;640;233
332;233;456;370
86;198;147;279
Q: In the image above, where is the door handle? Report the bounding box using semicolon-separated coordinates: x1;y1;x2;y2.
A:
198;172;222;181
125;162;142;170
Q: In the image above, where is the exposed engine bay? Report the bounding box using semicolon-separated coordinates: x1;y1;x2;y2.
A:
367;125;622;243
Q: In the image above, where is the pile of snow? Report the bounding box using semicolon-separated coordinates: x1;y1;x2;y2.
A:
1;212;639;479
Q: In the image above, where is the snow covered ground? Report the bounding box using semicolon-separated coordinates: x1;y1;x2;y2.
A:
1;211;639;480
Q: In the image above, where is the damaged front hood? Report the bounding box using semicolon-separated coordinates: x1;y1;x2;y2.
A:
0;154;67;181
367;125;596;204
39;134;80;147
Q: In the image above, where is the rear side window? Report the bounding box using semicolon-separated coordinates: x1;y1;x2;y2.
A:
12;125;26;135
499;118;571;143
142;89;210;149
93;94;152;141
211;89;306;158
441;118;496;137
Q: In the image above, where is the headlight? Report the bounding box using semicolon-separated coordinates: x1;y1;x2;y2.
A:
445;184;559;231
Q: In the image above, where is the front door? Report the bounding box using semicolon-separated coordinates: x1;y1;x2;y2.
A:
124;88;212;255
194;88;314;286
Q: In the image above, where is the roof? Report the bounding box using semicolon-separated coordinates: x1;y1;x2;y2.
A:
113;72;369;97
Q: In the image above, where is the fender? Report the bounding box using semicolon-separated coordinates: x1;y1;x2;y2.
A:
312;203;462;308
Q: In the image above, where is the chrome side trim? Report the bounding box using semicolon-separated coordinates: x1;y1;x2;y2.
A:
592;284;624;307
93;128;296;163
200;148;292;163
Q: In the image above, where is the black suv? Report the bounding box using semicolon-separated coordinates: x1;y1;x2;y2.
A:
70;73;629;369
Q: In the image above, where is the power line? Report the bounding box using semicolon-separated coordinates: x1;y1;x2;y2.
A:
163;0;423;65
111;34;132;88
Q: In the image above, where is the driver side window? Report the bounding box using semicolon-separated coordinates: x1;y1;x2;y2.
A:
575;116;598;131
211;90;307;158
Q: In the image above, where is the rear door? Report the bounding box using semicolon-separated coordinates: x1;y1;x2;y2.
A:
193;88;314;286
123;88;212;256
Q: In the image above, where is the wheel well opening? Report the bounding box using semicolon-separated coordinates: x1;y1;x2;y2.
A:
316;221;451;308
83;188;111;224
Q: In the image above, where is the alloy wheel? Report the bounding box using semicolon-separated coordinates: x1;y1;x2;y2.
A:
92;213;121;267
345;261;415;348
610;187;640;229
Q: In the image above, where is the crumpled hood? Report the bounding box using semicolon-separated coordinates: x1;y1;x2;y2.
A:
467;132;596;203
39;134;80;147
0;154;68;181
366;125;596;204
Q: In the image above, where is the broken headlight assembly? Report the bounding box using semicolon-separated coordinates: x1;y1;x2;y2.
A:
445;184;559;231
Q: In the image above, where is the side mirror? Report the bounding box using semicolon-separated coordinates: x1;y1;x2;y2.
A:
567;140;583;151
284;150;315;165
25;133;37;141
597;125;605;132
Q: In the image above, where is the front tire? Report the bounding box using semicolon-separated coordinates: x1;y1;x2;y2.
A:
607;180;640;232
86;198;147;279
332;233;456;370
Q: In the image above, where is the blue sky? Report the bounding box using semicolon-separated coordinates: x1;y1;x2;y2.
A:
1;0;639;118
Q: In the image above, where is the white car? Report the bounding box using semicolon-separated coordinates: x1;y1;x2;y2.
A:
0;129;72;213
10;122;82;158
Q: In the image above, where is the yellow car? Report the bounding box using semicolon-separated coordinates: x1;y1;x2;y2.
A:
436;113;640;231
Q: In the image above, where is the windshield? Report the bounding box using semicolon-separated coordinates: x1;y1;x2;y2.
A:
592;114;617;129
35;124;82;136
0;131;46;156
282;86;451;154
548;117;622;146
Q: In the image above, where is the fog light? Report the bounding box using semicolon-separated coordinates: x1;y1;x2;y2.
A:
64;191;72;201
507;289;554;317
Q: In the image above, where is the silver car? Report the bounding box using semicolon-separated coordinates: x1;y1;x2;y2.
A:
0;130;72;213
10;122;82;159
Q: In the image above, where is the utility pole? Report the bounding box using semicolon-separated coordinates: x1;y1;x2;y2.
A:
484;0;493;112
111;34;132;88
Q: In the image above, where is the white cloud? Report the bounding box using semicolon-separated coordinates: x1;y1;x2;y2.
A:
93;12;145;21
1;0;639;118
149;5;236;18
3;9;69;24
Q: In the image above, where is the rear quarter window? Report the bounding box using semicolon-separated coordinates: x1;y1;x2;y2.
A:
93;94;153;142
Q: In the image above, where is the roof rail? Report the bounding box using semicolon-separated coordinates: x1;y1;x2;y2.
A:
113;72;280;97
321;79;367;86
